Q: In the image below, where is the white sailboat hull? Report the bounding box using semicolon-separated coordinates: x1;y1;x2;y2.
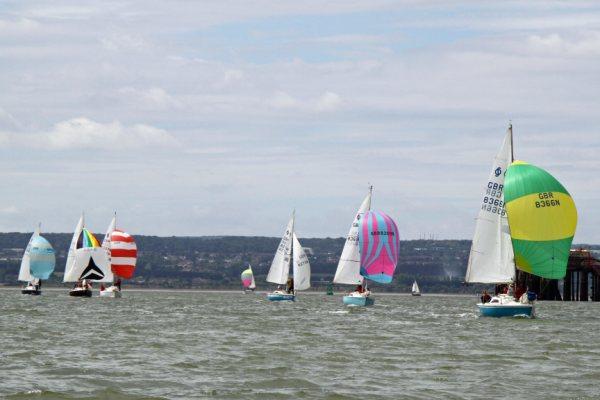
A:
100;285;122;298
343;291;374;306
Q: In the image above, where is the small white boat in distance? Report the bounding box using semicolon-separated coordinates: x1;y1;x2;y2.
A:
241;265;256;293
411;280;421;296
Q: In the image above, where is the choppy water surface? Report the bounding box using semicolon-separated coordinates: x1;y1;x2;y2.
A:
1;289;600;399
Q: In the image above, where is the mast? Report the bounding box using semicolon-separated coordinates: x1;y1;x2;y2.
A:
364;185;372;291
509;122;514;163
290;209;295;292
508;122;518;286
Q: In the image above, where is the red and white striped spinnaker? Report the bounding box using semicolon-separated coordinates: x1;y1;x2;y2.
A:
103;215;137;279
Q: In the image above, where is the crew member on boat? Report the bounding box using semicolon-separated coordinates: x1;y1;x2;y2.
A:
286;277;294;294
481;290;491;303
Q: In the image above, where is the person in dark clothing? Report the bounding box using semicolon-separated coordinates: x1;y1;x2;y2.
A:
286;278;294;294
481;290;492;303
116;278;122;291
354;284;364;294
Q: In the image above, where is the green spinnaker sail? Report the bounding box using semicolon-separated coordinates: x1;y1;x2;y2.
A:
504;161;577;279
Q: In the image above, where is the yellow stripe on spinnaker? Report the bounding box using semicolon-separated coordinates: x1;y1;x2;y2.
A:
506;191;577;241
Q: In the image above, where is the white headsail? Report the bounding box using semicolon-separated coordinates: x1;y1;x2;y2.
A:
249;273;256;290
465;126;515;283
292;233;311;291
18;225;40;282
333;189;372;285
266;213;294;285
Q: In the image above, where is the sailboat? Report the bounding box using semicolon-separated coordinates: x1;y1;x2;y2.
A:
411;280;421;296
465;125;577;317
241;265;256;293
100;213;138;298
334;188;400;306
266;211;311;301
19;224;56;295
63;214;113;297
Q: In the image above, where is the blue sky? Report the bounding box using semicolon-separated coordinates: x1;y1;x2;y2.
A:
1;1;599;242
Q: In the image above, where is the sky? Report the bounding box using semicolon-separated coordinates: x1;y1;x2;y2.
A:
1;1;599;242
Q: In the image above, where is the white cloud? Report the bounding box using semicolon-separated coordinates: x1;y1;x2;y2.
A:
0;118;179;150
315;91;342;112
268;91;299;109
528;31;600;56
44;118;178;150
0;206;19;215
118;87;183;109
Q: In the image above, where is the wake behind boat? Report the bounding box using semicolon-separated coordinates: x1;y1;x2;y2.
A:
265;211;311;301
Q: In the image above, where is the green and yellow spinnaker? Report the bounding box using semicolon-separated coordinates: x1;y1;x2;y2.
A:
504;161;577;279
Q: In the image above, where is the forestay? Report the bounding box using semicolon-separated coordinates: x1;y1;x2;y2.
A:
292;233;311;291
333;191;372;285
465;127;515;283
266;214;294;285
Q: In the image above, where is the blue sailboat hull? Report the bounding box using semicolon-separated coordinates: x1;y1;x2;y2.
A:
267;293;295;301
478;304;533;317
343;295;374;306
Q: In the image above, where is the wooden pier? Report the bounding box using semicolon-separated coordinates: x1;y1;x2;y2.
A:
517;249;600;301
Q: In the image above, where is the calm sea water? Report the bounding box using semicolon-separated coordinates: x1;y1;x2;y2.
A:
1;289;600;399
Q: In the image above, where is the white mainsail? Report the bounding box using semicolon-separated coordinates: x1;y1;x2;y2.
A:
64;215;84;283
102;213;116;248
292;233;311;291
465;126;515;283
266;213;294;285
18;225;40;282
333;189;372;285
412;280;420;294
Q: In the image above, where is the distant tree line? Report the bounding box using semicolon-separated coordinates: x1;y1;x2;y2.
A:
1;232;595;293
